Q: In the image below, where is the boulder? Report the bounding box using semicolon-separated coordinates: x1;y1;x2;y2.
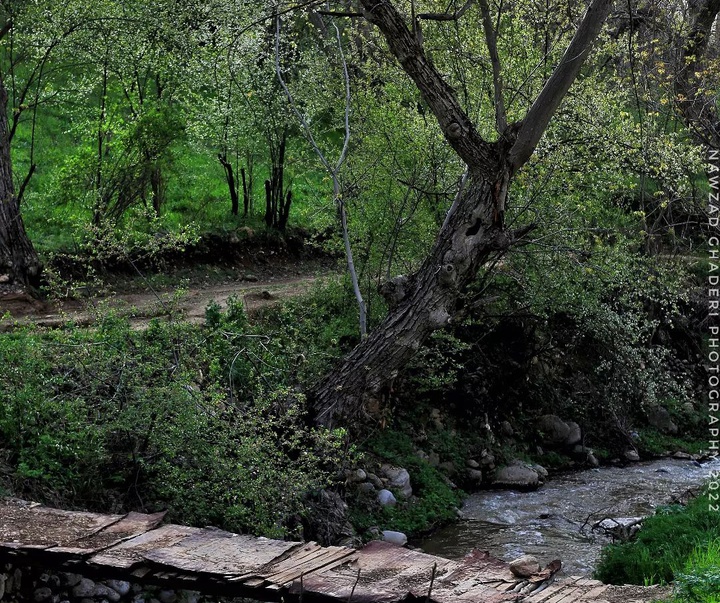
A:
366;472;384;489
647;406;678;435
382;530;408;546
377;489;397;507
357;482;376;495
466;459;480;469
105;581;131;597
93;584;121;602
346;468;367;483
381;465;412;498
500;421;514;437
466;468;484;485
72;579;96;599
673;451;692;460
587;453;600;468
537;415;571;446
624;450;640;462
509;555;541;578
564;421;582;446
493;465;540;490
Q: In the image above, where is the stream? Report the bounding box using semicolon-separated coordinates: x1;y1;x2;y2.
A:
418;457;720;576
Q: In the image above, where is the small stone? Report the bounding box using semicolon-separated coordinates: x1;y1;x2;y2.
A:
500;421;514;437
381;465;412;498
34;587;53;602
466;459;480;469
73;579;96;599
683;402;695;413
587;453;600;468
381;530;408;546
624;450;640;462
105;580;131;597
366;472;384;489
377;489;397;507
509;555;541;578
466;468;484;484
63;574;82;587
0;274;10;283
673;451;692;459
243;274;259;282
346;468;367;483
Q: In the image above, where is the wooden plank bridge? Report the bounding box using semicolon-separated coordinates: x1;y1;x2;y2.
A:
0;498;666;603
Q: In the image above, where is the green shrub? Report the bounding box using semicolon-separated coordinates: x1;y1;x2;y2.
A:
674;538;720;603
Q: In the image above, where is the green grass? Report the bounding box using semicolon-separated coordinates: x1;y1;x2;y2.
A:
595;489;720;588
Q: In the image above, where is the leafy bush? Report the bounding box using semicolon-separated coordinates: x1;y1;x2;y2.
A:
0;303;346;538
674;538;720;603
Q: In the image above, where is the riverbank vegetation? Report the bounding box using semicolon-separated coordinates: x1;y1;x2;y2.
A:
0;0;717;593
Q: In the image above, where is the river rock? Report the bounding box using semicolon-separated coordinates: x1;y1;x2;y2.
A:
647;406;678;435
105;581;131;597
564;421;582;446
157;590;177;603
537;415;571;446
366;472;384;489
377;489;397;507
33;588;53;602
93;584;121;602
466;468;484;485
509;555;541;578
493;464;540;490
500;420;514;437
673;451;692;459
381;465;412;498
357;482;376;495
382;530;408;546
63;574;82;587
480;452;495;468
346;468;367;483
72;579;96;599
624;449;640;462
587;453;600;467
466;459;480;468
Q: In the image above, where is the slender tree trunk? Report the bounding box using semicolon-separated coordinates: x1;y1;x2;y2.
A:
219;152;239;216
0;70;41;289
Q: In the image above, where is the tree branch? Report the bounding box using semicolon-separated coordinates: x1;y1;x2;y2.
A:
359;0;493;171
478;0;507;133
508;0;614;172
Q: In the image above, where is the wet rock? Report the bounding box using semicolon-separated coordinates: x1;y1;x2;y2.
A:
509;555;541;578
537;415;571;446
494;464;540;490
73;579;96;599
382;530;408;546
647;406;678;435
381;465;412;498
377;489;397;507
624;450;640;462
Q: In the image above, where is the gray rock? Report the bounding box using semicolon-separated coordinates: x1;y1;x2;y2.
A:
80;598;95;603
500;421;514;437
34;587;53;602
509;555;541;578
479;453;495;468
357;482;376;495
93;584;121;602
564;421;582;446
438;461;457;476
466;468;484;485
647;406;678;435
537;415;571;446
105;581;131;597
466;459;480;469
683;402;695;413
494;465;540;490
528;463;548;480
346;468;367;483
366;472;384;489
587;453;600;468
428;451;440;467
63;574;82;587
377;489;397;507
382;530;408;546
72;579;96;599
624;450;640;462
158;591;177;603
178;592;200;603
673;451;692;459
381;465;412;498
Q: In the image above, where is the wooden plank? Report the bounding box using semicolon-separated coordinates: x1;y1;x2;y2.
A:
142;529;301;576
263;546;355;585
526;582;567;603
546;587;583;603
0;499;122;550
90;524;203;570
50;511;166;556
578;585;610;600
575;578;603;587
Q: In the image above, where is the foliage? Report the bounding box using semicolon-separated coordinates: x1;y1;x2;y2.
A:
673;539;720;603
0;303;346;537
595;490;720;586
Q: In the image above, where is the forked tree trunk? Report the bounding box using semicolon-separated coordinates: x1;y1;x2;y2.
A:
0;71;41;289
308;0;613;426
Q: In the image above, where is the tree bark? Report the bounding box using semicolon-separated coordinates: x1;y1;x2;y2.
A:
309;0;613;427
0;69;41;290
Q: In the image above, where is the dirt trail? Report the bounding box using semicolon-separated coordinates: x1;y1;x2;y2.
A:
0;267;330;331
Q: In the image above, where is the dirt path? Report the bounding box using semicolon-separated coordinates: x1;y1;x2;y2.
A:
0;264;331;331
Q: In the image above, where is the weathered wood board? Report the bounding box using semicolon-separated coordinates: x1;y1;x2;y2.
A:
141;529;301;577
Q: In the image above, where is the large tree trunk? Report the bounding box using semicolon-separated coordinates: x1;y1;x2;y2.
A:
0;70;41;290
310;172;520;426
309;0;613;427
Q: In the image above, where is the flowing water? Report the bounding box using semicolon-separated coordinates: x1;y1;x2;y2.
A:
418;457;720;576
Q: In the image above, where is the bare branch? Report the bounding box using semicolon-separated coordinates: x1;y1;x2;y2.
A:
508;0;614;172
